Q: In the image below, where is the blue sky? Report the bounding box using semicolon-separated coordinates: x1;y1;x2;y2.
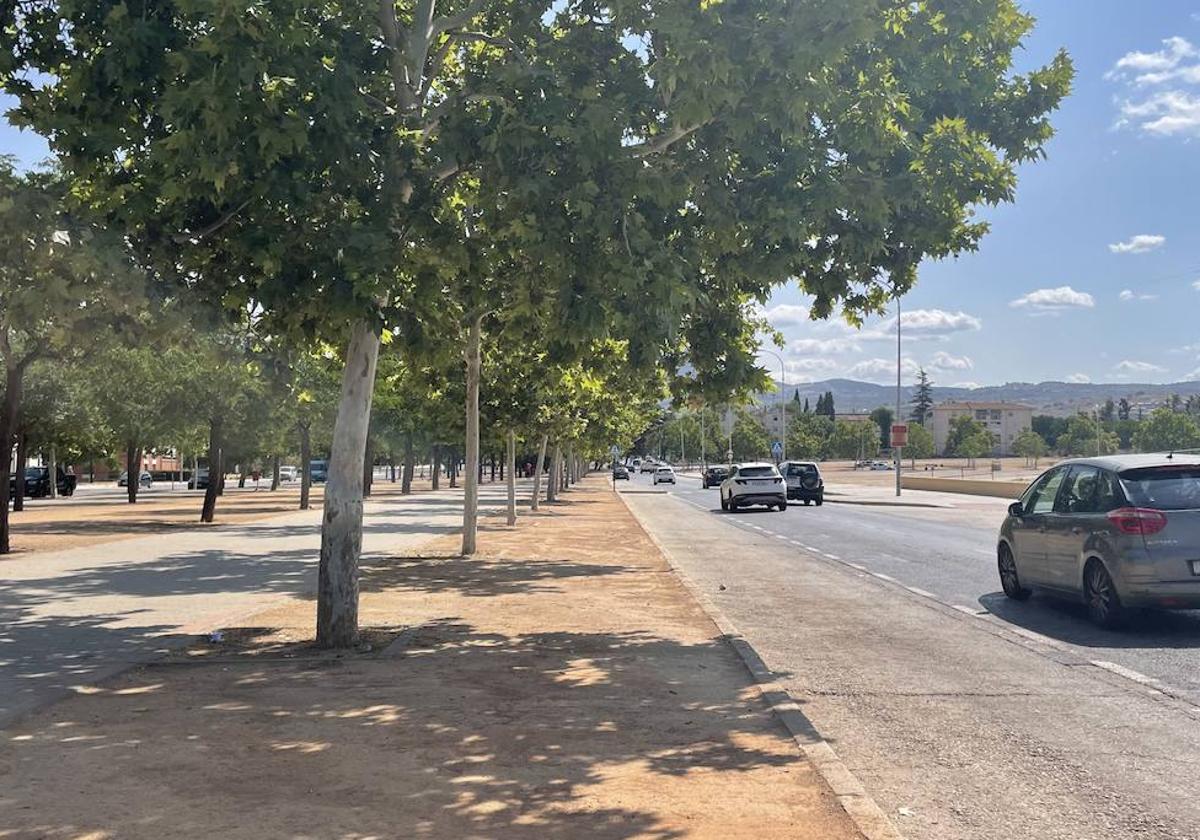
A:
2;2;1198;388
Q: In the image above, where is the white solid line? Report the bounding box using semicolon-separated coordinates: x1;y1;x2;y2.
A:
824;553;841;560
1091;660;1162;686
802;545;818;552
872;572;896;582
907;586;937;598
846;562;867;571
775;534;789;541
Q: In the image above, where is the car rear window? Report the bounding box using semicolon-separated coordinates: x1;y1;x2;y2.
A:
738;466;775;478
786;464;818;478
1119;466;1200;511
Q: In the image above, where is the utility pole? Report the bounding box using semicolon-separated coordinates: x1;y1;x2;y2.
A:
762;349;787;461
895;291;903;497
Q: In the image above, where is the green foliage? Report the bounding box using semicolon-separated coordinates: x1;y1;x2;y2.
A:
731;410;771;462
827;420;879;460
1056;413;1118;456
910;368;934;425
870;406;894;448
1012;429;1048;465
1133;409;1200;454
1032;415;1068;449
945;415;991;458
904;422;935;460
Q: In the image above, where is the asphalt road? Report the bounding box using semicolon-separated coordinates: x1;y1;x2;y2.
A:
623;471;1200;840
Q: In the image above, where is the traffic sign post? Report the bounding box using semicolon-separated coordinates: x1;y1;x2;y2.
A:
890;424;908;448
771;440;783;464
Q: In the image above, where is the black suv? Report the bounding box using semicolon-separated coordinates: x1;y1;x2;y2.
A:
9;466;77;499
701;465;729;489
782;461;823;505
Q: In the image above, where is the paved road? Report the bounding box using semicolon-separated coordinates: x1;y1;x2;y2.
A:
0;483;513;728
623;472;1200;839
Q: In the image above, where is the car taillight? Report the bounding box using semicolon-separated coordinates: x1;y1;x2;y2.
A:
735;479;746;485
773;477;782;484
1106;507;1168;536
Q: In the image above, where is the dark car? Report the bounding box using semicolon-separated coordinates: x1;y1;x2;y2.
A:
998;454;1200;628
310;459;330;483
613;464;630;480
9;466;77;499
701;466;729;489
782;461;824;505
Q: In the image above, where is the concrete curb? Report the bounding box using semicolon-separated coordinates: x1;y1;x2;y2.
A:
824;497;946;509
616;489;905;840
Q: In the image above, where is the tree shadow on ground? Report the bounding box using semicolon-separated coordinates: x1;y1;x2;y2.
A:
4;619;805;839
358;554;631;598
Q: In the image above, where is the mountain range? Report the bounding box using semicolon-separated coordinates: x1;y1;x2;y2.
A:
772;378;1200;417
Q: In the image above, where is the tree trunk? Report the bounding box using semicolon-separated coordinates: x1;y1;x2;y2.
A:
506;428;517;526
12;432;27;512
271;454;281;491
531;435;548;511
547;442;561;502
362;436;375;498
125;442;142;504
47;443;57;499
316;320;381;649
0;362;25;554
390;459;397;482
462;316;482;556
490;453;496;483
201;418;222;522
449;451;458;488
299;422;312;510
431;444;441;490
402;434;414;494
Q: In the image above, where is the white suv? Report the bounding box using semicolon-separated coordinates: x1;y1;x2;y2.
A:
653;466;676;485
720;463;787;511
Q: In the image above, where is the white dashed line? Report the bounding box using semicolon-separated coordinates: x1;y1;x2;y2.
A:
775;534;789;541
1091;660;1162;686
906;586;937;598
953;605;988;616
846;562;867;571
872;572;896;582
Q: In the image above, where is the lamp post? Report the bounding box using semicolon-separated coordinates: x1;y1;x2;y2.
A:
895;291;903;497
761;349;787;462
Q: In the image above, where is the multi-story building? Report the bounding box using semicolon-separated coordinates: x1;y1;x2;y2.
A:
930;401;1033;457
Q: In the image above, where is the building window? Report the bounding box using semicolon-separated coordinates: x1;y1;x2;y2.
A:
975;410;988;421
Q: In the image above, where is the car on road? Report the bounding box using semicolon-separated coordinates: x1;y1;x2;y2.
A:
118;470;153;488
998;454;1200;628
869;461;893;471
613;464;630;480
782;461;824;505
653;466;676;485
279;465;298;482
640;460;658;473
8;466;77;499
310;459;329;483
720;463;786;512
701;465;729;489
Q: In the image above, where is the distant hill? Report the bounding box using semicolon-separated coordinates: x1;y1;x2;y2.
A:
770;378;1200;417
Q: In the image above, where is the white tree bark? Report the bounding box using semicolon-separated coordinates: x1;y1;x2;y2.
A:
47;443;57;499
531;434;548;511
461;316;483;556
316;320;381;648
506;428;517;526
547;442;561;502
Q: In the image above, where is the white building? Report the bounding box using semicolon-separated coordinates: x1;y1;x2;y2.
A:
930;401;1033;457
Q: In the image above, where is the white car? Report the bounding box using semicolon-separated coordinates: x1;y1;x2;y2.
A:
279;465;298;482
720;463;787;511
870;461;893;471
653;466;676;485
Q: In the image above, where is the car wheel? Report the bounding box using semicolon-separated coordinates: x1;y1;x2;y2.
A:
803;499;811;506
729;498;739;511
815;496;823;506
777;500;787;511
998;544;1031;601
1084;560;1125;629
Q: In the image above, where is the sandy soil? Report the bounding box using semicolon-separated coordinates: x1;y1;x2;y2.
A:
0;477;860;840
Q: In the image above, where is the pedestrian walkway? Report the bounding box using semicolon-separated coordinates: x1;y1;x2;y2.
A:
0;482;521;727
0;477;859;839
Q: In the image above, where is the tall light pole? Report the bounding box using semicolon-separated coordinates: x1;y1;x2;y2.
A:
762;349;787;462
1095;404;1102;456
895;291;903;497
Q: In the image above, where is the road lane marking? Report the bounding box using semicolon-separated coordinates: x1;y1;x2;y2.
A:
953;605;988;616
775;534;789;541
872;572;896;582
906;586;937;598
1091;660;1163;687
824;553;841;560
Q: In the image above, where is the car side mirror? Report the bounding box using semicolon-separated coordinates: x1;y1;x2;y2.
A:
1008;501;1024;518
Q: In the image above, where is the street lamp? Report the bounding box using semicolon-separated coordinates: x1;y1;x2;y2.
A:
761;349;787;462
895;290;903;497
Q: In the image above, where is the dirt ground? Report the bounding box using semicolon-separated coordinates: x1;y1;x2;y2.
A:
0;477;860;840
2;475;469;557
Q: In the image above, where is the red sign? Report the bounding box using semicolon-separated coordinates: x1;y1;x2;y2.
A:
891;424;908;447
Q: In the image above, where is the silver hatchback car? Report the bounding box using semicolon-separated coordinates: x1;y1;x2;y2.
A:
998;454;1200;628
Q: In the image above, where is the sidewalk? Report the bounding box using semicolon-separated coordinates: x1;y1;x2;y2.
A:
0;477;860;839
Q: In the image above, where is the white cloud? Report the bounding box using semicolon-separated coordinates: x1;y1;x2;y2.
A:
844;357;921;384
951;381;982;390
1118;288;1158;301
780;357;840;381
763;303;810;327
1066;373;1092;384
1109;234;1166;254
788;337;861;355
1010;286;1096;311
1186;367;1200;382
1109;38;1200;138
888;308;982;337
1112;360;1168;380
928;351;973;371
1192;279;1200;291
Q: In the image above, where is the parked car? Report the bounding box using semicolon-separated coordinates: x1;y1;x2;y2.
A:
640;460;657;473
631;458;642;472
310;459;330;483
869;461;893;471
720;463;786;512
118;471;153;488
188;468;211;490
997;454;1200;628
653;466;676;485
613;464;630;480
279;465;298;482
702;465;729;489
9;466;77;499
782;461;824;505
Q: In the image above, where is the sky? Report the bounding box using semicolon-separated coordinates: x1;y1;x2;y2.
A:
1;2;1198;389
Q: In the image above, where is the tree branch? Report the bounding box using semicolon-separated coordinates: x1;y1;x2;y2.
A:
171;198;253;244
378;0;419;111
430;0;489;39
625;120;711;159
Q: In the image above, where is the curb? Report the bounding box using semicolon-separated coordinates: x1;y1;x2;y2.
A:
824;497;947;510
616;489;905;840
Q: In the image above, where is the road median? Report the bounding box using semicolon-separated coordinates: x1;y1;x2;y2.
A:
1;475;860;839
